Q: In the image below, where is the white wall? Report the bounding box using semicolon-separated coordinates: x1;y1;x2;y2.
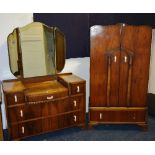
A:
0;13;33;129
0;13;155;129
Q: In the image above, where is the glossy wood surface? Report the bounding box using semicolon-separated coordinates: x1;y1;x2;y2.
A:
89;24;152;129
90;25;121;107
3;73;86;140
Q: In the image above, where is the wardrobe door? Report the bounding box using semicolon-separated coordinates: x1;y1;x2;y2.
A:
90;25;121;107
120;25;152;107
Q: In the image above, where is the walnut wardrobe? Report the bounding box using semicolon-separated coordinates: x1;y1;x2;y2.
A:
89;24;152;130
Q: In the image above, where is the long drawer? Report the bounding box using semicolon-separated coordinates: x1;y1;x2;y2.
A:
89;108;147;123
9;111;81;140
8;96;83;123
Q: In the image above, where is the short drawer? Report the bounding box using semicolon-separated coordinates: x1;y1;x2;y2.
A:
25;91;68;102
18;120;42;138
69;96;83;110
8;103;42;123
70;83;85;95
89;109;147;123
9;119;42;140
58;96;83;113
58;112;80;128
7;93;25;105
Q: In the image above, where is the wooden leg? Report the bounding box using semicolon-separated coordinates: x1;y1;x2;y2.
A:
138;123;148;131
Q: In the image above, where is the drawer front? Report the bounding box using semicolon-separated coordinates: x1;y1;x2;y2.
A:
8;106;24;123
71;83;85;95
9;124;20;140
59;112;80;129
7;93;25;105
42;97;82;117
58;96;82;113
42;117;59;132
69;96;82;110
42;100;59;116
19;120;42;138
8;103;42;123
26;91;68;102
90;109;146;123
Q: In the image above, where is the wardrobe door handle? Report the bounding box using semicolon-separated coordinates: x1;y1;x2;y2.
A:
124;56;128;63
14;95;17;102
73;100;77;107
114;56;117;62
20;110;23;117
77;86;80;93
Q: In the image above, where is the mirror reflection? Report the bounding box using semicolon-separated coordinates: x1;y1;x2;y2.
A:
7;22;66;78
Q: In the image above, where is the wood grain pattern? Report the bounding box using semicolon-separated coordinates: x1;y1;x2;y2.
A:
121;25;152;107
89;24;152;129
3;74;86;140
90;25;121;107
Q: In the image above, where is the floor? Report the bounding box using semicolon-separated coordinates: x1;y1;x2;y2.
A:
3;116;155;141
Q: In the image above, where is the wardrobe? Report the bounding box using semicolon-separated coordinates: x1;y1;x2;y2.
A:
89;24;152;130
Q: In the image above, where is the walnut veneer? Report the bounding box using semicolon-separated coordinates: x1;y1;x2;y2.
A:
89;24;152;130
3;73;86;140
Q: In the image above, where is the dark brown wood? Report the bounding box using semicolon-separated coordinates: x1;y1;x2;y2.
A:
89;24;152;129
2;73;86;140
90;25;121;107
16;28;24;77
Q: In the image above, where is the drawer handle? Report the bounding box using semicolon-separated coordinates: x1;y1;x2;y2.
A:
20;110;23;117
77;86;80;93
124;56;128;63
22;126;24;134
14;95;17;102
100;113;102;119
47;96;54;100
73;100;77;107
114;56;117;62
74;115;77;122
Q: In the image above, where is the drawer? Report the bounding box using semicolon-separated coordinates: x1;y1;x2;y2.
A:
69;96;82;110
25;91;68;102
70;83;85;95
89;109;146;123
8;103;42;123
19;120;42;138
9;124;20;140
7;92;25;105
58;112;80;128
9;119;43;140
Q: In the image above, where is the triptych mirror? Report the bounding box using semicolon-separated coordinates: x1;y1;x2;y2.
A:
7;22;66;78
